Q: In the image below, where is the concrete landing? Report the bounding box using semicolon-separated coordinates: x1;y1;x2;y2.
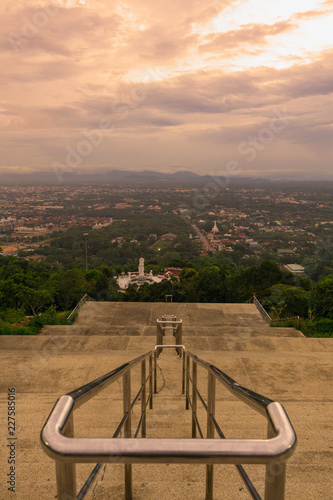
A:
42;302;304;341
0;301;332;500
41;325;303;338
73;302;271;327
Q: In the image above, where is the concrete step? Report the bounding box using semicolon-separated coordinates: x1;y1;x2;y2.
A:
1;334;330;356
41;324;302;338
75;302;269;328
0;344;332;499
81;459;333;500
83;463;262;500
1;300;332;500
40;325;157;336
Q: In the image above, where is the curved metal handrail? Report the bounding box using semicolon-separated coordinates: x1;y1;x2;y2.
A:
42;402;295;463
41;344;296;500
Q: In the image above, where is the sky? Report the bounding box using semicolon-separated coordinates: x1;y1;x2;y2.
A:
1;0;333;180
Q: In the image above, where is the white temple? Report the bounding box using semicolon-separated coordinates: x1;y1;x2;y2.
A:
117;257;167;292
212;221;219;234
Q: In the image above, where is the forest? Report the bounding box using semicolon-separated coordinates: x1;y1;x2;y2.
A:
0;254;332;337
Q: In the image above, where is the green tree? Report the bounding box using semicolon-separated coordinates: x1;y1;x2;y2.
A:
196;266;227;303
310;275;333;319
122;283;139;301
177;268;199;302
225;268;253;302
16;286;54;316
266;284;309;318
50;269;89;310
0;279;19;309
251;261;283;299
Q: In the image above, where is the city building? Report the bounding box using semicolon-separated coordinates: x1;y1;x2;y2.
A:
0;217;16;233
284;264;306;276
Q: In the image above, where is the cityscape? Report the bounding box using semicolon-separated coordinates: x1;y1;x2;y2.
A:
0;178;332;279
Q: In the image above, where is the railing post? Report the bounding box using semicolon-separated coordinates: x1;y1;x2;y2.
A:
156;322;163;357
182;351;186;395
149;354;153;409
55;413;76;500
192;359;197;438
176;321;183;358
265;421;286;500
185;353;190;410
206;373;216;500
141;359;147;438
123;372;132;500
154;350;157;394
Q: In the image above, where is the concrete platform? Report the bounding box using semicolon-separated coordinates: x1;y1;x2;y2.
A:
0;302;332;499
74;302;271;328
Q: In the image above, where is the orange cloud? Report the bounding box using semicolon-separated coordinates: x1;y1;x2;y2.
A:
0;1;331;178
293;8;332;20
200;21;296;53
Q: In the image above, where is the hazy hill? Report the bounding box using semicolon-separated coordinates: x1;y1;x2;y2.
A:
0;169;332;192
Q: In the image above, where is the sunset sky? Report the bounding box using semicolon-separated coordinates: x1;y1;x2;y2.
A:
1;0;333;179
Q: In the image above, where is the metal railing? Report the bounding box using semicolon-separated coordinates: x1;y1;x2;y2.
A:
253;296;300;330
41;348;156;500
67;294;94;323
156;315;183;357
253;296;273;324
41;345;296;500
182;348;296;499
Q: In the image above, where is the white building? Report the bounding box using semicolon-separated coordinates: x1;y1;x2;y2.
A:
117;258;167;292
0;218;16;233
212;221;219;234
284;264;305;276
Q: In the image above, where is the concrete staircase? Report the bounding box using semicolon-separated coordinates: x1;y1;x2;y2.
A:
0;302;332;499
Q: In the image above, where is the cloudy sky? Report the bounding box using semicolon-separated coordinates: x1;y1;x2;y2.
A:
1;0;333;179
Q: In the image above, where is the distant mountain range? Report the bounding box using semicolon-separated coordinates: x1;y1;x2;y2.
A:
0;169;332;189
0;169;204;186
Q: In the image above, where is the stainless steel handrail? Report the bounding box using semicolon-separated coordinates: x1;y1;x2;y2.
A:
41;345;296;500
253;296;301;330
182;348;296;499
253;296;272;324
184;349;273;415
67;294;94;323
156;316;183;357
42;347;156;500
